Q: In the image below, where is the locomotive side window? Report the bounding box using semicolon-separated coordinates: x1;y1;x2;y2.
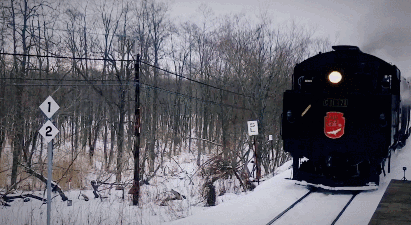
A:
381;75;392;89
297;76;304;89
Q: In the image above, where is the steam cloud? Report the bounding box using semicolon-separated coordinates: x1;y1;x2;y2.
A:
359;1;411;78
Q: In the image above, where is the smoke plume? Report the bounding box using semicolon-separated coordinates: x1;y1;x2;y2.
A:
359;1;411;78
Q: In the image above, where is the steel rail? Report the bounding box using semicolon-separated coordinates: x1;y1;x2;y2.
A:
330;191;361;225
266;190;315;225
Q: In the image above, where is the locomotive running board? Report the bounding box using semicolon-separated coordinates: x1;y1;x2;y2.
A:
295;180;378;191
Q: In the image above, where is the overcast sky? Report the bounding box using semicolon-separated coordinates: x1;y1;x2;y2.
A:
169;0;411;77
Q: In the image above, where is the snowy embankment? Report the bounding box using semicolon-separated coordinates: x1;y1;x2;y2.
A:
1;144;410;225
165;144;411;225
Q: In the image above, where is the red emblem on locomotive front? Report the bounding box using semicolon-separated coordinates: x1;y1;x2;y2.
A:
324;112;345;139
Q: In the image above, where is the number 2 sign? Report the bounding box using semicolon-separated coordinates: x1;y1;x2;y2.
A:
39;120;59;143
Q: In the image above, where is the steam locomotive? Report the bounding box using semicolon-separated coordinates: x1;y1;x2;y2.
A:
282;45;411;190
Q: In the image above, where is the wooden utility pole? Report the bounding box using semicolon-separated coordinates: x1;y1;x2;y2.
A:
132;54;141;205
255;136;260;184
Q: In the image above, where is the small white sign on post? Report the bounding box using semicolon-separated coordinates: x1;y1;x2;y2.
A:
247;121;259;136
39;120;59;143
39;96;60;118
269;135;273;141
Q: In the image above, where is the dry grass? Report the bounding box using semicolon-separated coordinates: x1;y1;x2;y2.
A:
51;157;91;191
0;146;90;191
0;151;10;188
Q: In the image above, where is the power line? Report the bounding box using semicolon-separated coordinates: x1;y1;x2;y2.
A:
0;77;127;82
0;52;131;62
140;60;255;99
1;79;251;111
5;83;127;86
140;82;252;111
1;52;257;100
7;22;135;38
0;52;272;102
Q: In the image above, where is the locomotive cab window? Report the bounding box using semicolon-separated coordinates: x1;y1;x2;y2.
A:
381;75;391;89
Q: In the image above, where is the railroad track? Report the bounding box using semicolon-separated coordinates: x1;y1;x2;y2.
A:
266;189;361;225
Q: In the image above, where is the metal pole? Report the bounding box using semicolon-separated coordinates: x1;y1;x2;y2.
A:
47;139;53;225
132;54;141;205
255;136;260;184
271;138;274;172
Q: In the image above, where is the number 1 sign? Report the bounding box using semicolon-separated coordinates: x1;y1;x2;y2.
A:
39;96;59;118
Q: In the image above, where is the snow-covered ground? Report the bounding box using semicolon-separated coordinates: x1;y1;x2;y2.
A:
165;144;411;225
1;143;410;225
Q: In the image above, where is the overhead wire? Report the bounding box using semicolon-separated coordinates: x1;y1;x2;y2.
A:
0;52;259;98
0;78;252;111
0;52;130;62
140;60;255;99
139;82;252;111
7;22;133;38
0;52;256;99
0;52;258;110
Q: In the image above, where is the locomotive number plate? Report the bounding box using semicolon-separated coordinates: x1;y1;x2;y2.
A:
323;98;348;107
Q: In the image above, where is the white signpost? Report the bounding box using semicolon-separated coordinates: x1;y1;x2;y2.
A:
247;120;261;183
39;96;59;225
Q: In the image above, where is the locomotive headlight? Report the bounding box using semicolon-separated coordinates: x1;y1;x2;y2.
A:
328;71;342;84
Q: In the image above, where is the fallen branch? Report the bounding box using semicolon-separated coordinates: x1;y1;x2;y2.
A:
232;168;246;192
19;163;68;201
78;193;89;201
0;198;10;206
2;193;46;204
91;180;100;198
160;189;186;206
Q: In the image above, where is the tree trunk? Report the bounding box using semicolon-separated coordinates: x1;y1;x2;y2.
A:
103;119;108;170
10;0;26;187
116;89;126;183
10;90;23;186
149;52;159;173
108;121;115;171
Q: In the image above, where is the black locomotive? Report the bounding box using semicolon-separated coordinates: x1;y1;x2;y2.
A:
282;45;411;189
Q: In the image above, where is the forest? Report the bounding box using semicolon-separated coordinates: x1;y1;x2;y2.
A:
0;0;331;205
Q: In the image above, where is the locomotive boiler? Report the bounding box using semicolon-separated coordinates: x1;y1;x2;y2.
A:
282;45;411;189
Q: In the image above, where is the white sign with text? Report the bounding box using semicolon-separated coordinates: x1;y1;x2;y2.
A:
247;121;258;136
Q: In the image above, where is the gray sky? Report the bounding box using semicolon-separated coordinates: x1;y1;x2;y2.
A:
170;0;411;77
